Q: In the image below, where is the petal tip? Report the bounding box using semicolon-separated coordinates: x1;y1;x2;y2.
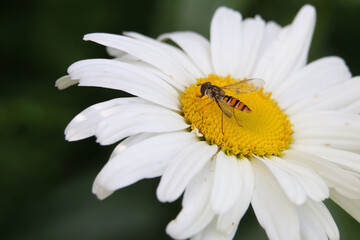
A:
92;181;114;200
156;187;167;203
83;33;107;41
83;34;92;41
55;75;78;90
298;4;316;19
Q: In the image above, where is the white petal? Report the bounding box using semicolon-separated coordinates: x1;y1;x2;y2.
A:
294;139;360;155
84;33;194;87
158;31;212;76
217;158;254;234
125;31;204;79
256;156;306;204
192;217;237;240
291;144;360;177
283;150;360;199
211;152;242;214
65;97;147;141
253;5;315;90
293;125;360;141
256;21;281;59
287;77;360;115
273;57;351;108
95;103;189;145
55;75;78;90
110;53;186;92
297;200;339;240
109;132;156;159
259;155;329;204
109;53;186;92
341;98;360;114
114;53;141;63
291;111;360;129
106;47;126;57
234;16;265;78
331;189;360;222
92;132;198;200
68;59;181;110
210;7;242;76
166;160;215;239
298;204;327;240
308;200;339;240
291;111;360;153
122;59;186;91
157;142;217;202
251;158;301;240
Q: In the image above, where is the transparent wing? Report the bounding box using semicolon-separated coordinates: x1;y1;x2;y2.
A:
221;78;265;94
216;98;233;118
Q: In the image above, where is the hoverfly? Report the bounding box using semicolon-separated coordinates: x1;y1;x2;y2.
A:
197;78;265;133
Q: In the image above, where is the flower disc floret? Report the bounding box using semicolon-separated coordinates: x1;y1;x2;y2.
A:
180;74;293;157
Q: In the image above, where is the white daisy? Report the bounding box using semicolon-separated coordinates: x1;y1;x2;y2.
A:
57;4;360;240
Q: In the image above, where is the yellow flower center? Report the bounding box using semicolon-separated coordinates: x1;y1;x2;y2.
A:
180;74;293;157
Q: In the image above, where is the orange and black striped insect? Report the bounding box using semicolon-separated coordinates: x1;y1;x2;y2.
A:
197;78;265;132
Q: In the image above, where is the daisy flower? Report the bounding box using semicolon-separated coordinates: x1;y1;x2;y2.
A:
56;4;360;240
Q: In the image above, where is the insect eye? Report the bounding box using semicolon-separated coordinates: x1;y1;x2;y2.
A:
200;82;210;96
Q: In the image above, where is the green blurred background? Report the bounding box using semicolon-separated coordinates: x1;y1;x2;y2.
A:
1;0;360;239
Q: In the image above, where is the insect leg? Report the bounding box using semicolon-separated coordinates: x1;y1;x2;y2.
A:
196;98;214;113
233;109;243;127
221;111;224;134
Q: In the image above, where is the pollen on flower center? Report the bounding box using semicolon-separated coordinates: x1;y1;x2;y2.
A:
180;74;293;157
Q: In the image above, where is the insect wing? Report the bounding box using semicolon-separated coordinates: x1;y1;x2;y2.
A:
215;98;233;118
221;78;265;94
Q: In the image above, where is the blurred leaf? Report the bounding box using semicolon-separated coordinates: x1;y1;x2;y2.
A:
4;173;178;240
151;0;251;37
